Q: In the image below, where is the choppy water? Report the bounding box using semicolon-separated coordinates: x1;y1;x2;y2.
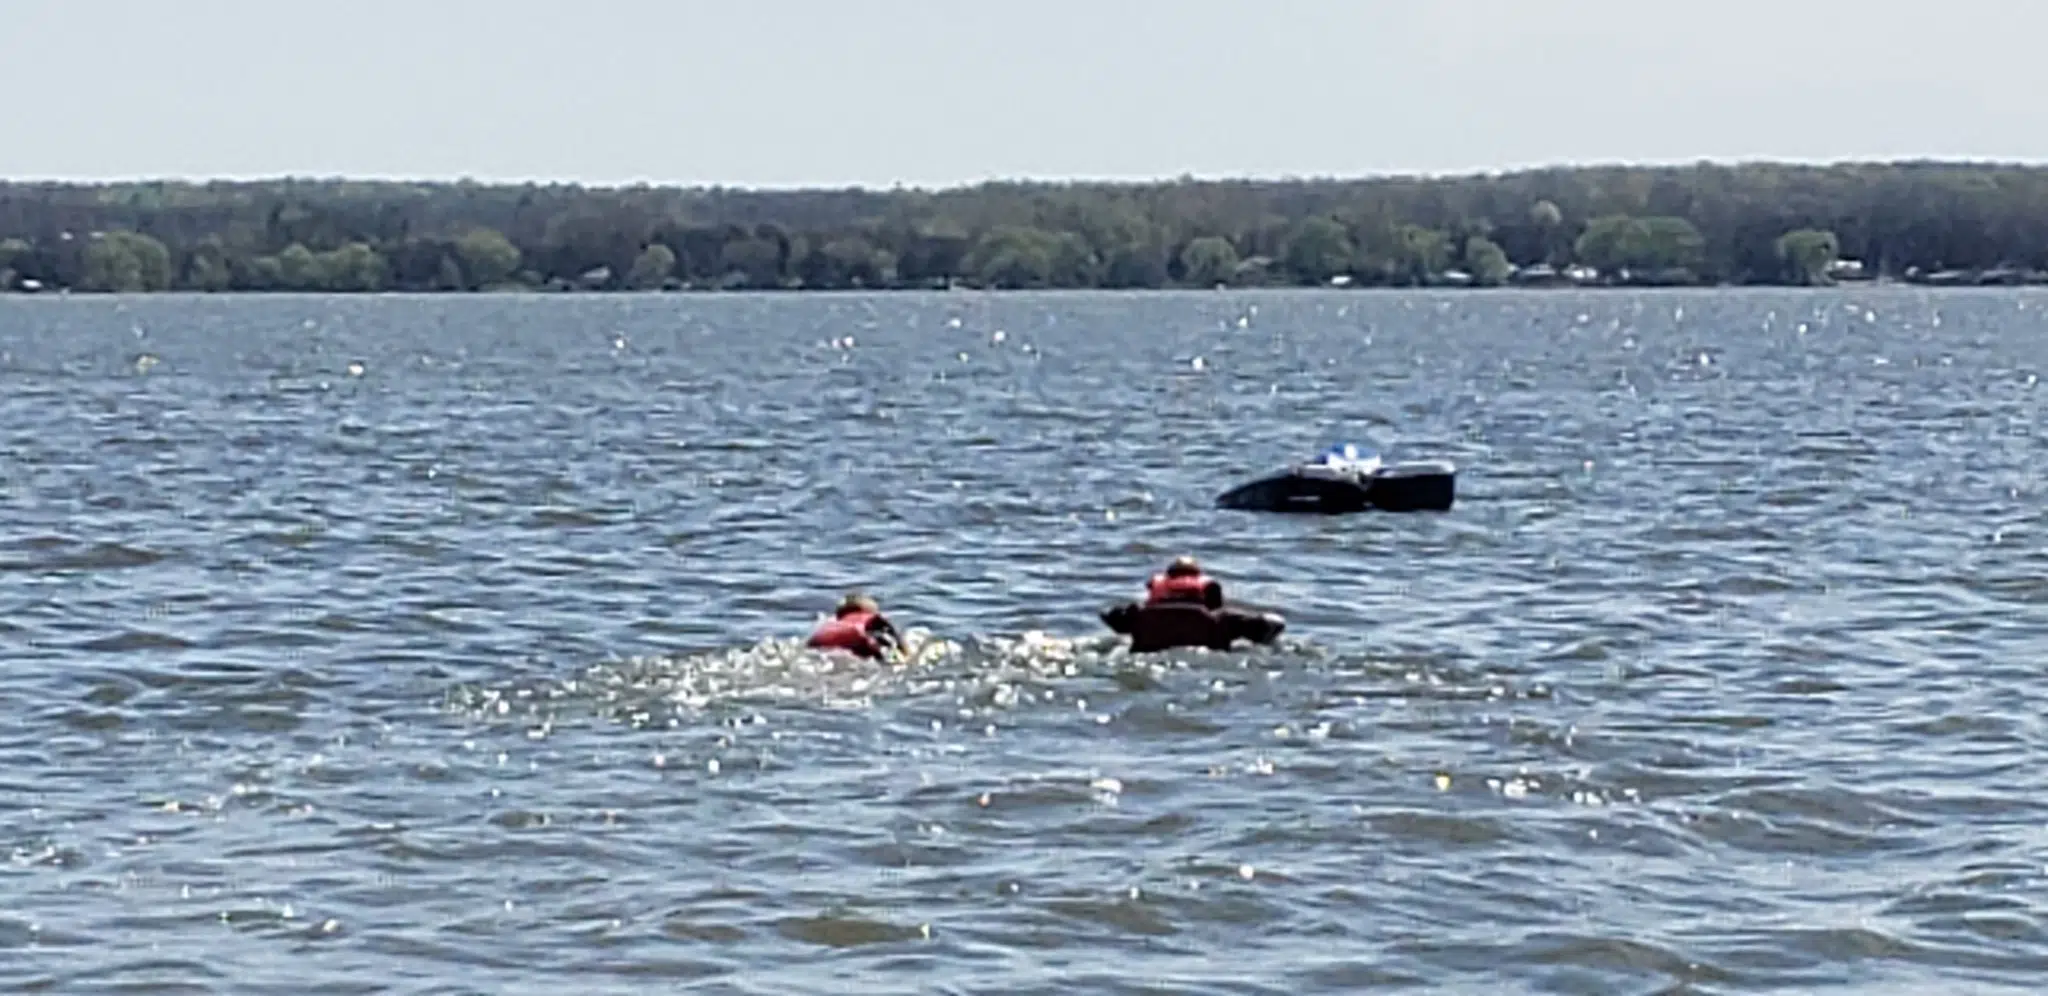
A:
1;288;2044;993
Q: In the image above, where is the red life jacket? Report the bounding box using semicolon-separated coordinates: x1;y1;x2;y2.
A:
1146;572;1216;606
808;611;882;658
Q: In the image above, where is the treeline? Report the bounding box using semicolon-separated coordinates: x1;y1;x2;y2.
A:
4;161;2048;294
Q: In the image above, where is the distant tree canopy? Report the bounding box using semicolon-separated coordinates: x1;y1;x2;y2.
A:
3;161;2046;293
1775;228;1842;286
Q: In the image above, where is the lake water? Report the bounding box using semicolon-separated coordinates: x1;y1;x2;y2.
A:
1;288;2044;994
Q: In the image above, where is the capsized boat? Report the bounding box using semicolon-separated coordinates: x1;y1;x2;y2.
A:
1214;443;1456;514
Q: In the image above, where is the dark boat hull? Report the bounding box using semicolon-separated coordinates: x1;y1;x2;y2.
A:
1100;601;1286;653
1214;460;1456;514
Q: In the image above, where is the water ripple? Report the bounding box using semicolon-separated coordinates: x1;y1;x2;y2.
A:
3;289;2047;993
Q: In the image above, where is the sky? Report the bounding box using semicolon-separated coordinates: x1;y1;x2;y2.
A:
5;0;2047;189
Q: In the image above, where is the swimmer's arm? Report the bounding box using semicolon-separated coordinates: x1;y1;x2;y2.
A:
867;614;904;649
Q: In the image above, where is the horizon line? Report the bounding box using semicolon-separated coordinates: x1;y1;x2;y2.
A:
5;156;2048;194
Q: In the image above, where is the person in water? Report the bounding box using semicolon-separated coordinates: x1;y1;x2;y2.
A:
1145;555;1225;611
1102;555;1284;652
806;593;904;660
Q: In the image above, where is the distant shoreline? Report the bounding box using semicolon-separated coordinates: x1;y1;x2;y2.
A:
10;282;2046;302
5;161;2046;295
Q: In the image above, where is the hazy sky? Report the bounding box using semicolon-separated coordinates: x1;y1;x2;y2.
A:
6;0;2046;189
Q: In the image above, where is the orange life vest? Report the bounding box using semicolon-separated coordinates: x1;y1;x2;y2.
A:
808;611;882;658
1146;572;1216;606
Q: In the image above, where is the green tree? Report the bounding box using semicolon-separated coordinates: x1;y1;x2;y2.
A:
627;243;676;289
323;242;388;292
1529;199;1565;265
1638;216;1706;274
277;243;325;290
80;230;173;292
1391;224;1453;285
1775;228;1840;286
966;226;1062;288
1282;216;1353;285
718;236;782;287
814;236;894;287
1082;207;1166;288
1047;231;1103;287
1573;216;1634;275
1463;236;1512;286
895;222;970;285
185;237;234;291
17;161;2048;292
454;227;521;289
435;255;466;292
1573;214;1705;278
1178;236;1240;286
1;237;30;292
240;254;285;291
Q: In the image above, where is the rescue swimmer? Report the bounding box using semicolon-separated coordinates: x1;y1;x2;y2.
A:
805;592;904;660
1099;555;1286;653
